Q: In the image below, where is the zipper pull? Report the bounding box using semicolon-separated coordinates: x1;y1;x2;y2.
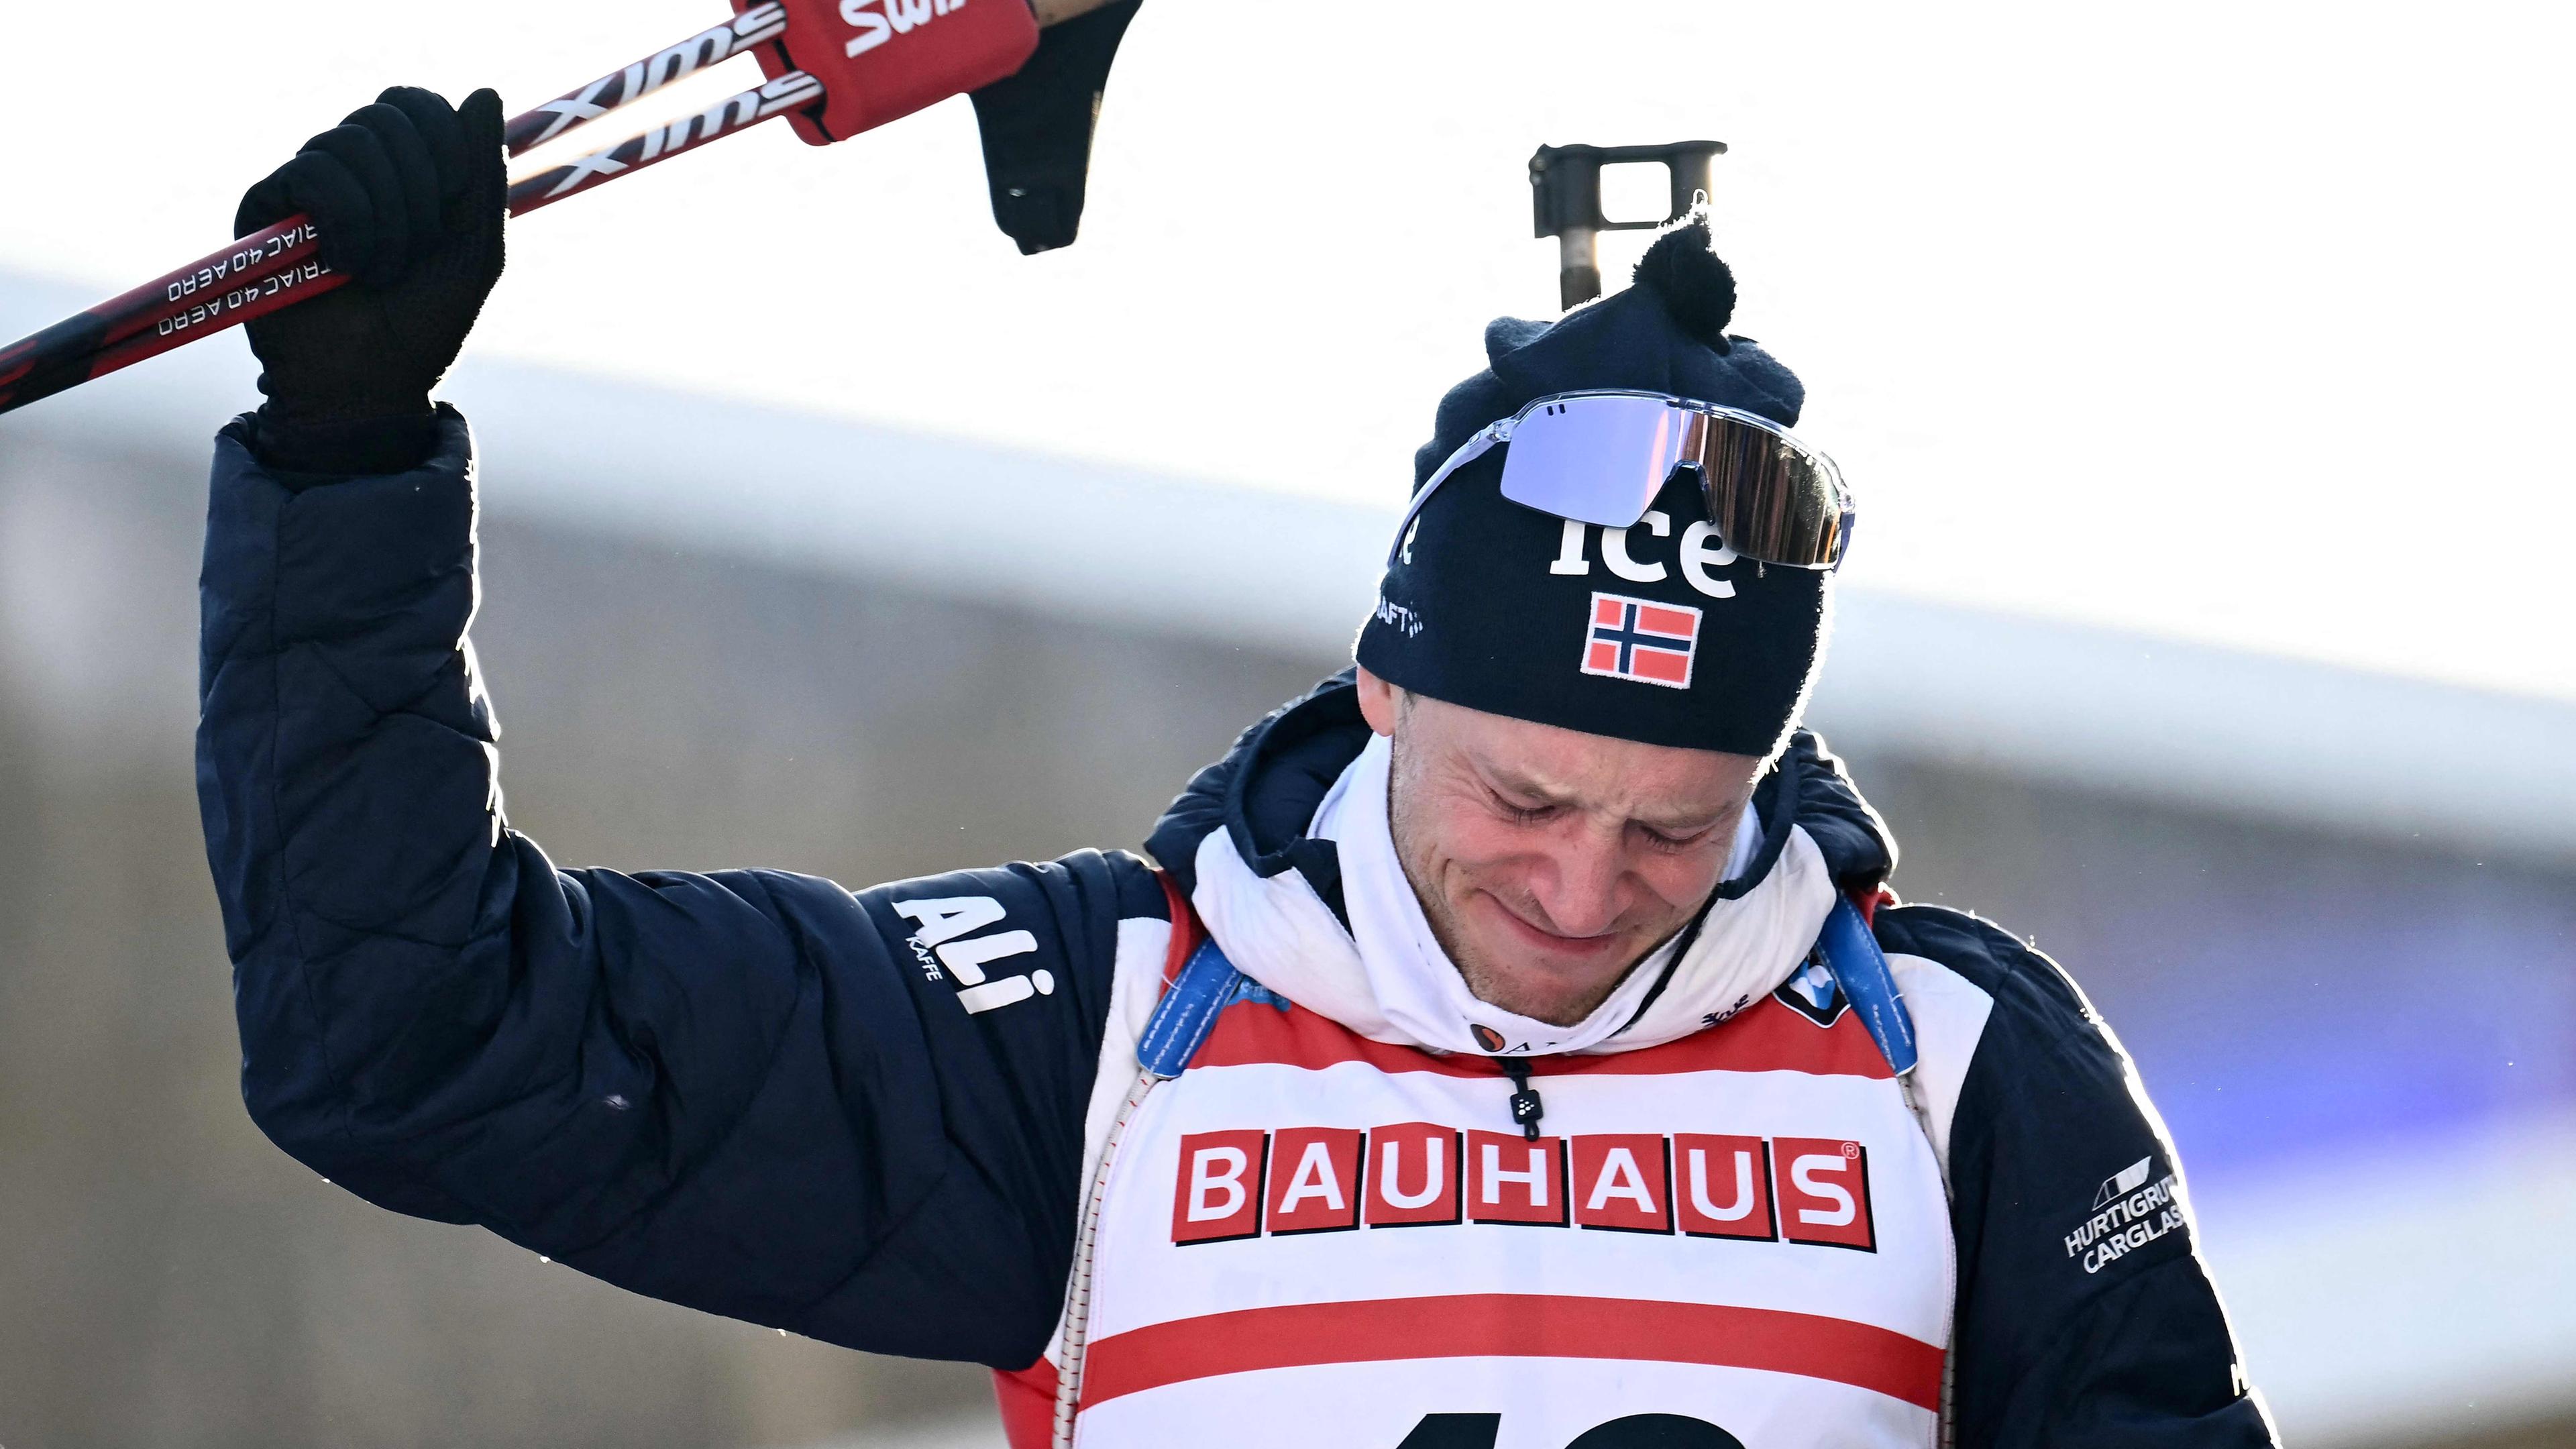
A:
1497;1056;1544;1141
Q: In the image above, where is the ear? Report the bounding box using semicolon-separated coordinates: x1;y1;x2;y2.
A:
1354;666;1401;738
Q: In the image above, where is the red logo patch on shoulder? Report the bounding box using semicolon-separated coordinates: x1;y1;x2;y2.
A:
1580;592;1701;690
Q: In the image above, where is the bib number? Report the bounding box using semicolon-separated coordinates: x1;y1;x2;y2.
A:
1398;1413;1746;1448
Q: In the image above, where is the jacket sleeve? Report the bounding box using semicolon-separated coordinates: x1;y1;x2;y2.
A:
1874;906;2279;1449
195;408;1165;1368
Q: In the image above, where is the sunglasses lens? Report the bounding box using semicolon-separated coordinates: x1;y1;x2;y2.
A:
1698;414;1849;568
1496;393;1689;527
1419;392;1851;571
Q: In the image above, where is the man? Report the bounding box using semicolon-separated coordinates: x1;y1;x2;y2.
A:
199;91;2275;1448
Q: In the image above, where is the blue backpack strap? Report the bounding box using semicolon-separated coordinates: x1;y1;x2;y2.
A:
1147;906;1914;1079
1136;936;1250;1078
1813;895;1919;1077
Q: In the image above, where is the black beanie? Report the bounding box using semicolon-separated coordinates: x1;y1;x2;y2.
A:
1355;218;1832;759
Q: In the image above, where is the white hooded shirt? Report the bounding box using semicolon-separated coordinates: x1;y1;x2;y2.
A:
1191;731;1841;1059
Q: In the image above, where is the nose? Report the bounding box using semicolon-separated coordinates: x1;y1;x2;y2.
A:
1525;825;1628;938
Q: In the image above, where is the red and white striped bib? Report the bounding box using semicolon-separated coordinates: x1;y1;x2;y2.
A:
1036;970;1952;1449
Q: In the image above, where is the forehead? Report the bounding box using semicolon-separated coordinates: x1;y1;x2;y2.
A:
1401;690;1762;819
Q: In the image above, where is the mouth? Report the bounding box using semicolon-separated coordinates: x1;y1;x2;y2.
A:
1474;890;1629;963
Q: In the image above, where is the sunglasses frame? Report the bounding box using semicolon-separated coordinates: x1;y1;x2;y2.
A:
1387;388;1853;571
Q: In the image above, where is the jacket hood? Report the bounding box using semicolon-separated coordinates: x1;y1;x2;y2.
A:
1143;672;1897;1055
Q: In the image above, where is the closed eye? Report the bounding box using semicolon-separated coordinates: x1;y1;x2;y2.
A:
1638;822;1718;854
1487;786;1560;826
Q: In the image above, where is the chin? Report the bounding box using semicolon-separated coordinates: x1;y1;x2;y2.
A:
1454;908;1644;1024
1461;963;1609;1030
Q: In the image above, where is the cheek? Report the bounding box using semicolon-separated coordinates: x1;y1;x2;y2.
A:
1629;849;1730;911
1427;814;1528;882
1405;798;1547;897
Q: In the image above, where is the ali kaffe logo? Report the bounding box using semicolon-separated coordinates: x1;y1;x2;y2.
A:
1170;1124;1875;1252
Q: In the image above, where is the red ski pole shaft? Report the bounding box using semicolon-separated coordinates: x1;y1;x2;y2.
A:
505;70;821;215
504;1;787;152
175;2;794;306
0;217;323;408
0;6;800;416
72;258;354;394
0;66;822;418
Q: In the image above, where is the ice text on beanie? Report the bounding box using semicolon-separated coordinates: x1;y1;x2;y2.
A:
1545;514;1739;599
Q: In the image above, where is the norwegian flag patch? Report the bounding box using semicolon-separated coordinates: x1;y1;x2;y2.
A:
1580;592;1701;690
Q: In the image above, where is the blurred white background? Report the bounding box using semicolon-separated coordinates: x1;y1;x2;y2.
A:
5;1;2572;698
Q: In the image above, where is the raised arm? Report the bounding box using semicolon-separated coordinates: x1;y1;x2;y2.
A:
196;89;1159;1366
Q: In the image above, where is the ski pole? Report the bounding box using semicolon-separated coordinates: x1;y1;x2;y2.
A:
35;67;833;413
0;0;1065;417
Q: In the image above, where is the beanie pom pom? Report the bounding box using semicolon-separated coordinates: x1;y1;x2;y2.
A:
1631;215;1737;349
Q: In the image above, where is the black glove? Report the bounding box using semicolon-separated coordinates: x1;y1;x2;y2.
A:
235;87;506;474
